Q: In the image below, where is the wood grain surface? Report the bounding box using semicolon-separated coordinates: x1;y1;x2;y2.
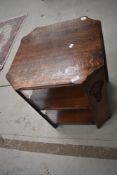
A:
6;17;105;90
28;85;89;110
46;109;92;124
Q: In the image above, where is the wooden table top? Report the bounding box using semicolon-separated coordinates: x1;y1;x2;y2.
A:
7;17;105;90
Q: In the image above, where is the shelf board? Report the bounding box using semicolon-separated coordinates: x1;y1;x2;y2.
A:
22;85;89;110
45;109;93;124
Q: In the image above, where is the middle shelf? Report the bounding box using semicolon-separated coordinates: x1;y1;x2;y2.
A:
22;85;89;110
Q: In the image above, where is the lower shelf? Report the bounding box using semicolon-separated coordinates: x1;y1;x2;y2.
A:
42;109;93;125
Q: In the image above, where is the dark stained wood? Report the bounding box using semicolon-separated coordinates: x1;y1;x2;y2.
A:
22;85;89;110
6;16;110;128
45;109;93;124
7;17;105;90
84;67;110;128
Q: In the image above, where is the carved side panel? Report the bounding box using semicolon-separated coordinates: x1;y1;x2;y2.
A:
89;80;104;102
84;67;110;128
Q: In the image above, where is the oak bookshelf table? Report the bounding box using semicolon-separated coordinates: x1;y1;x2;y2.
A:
7;16;110;128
